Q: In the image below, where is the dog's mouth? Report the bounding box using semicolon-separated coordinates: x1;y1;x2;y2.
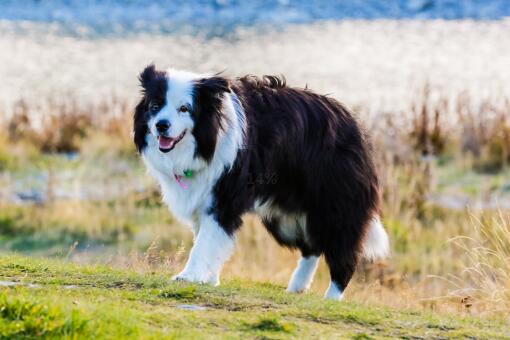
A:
158;130;186;153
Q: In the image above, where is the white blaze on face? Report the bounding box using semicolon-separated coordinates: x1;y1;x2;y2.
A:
148;69;197;146
145;69;205;173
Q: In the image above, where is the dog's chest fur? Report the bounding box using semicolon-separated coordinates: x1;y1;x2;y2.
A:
140;93;244;229
141;153;220;230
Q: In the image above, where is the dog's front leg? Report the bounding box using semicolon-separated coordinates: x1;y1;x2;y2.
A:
173;214;235;285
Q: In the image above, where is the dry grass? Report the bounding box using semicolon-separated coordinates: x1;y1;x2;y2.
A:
2;82;510;172
4;98;133;155
0;86;509;319
444;212;510;317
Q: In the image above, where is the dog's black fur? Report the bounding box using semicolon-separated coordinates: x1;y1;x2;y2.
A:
134;67;380;292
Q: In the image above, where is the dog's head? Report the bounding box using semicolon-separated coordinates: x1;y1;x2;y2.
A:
134;65;231;165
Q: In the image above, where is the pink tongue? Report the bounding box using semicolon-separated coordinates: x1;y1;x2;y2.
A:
158;136;174;149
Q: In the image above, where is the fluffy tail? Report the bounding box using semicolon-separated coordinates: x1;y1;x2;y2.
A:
362;218;390;260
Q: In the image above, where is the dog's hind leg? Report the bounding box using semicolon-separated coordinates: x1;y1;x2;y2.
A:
323;227;365;300
307;210;366;301
286;254;320;293
323;247;358;301
323;218;389;299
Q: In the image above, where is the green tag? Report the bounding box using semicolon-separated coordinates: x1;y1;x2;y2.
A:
183;169;194;178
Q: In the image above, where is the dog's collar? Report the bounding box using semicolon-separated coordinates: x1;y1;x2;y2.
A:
174;169;193;189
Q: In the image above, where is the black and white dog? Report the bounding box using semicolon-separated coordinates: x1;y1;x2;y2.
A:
134;65;389;300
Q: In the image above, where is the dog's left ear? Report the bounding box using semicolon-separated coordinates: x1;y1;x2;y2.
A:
195;76;231;95
192;75;231;162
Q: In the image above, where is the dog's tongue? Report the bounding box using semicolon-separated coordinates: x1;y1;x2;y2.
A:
158;136;174;149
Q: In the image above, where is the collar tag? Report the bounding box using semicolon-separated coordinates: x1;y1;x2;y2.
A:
183;169;194;178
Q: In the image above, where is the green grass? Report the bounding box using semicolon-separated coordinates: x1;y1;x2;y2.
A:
0;255;508;339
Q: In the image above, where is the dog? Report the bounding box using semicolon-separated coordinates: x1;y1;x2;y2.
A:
133;65;389;300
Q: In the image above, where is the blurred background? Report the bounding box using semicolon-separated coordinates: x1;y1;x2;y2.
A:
0;0;509;318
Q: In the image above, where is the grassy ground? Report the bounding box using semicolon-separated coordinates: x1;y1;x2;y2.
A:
1;19;510;334
1;255;508;339
1;149;510;317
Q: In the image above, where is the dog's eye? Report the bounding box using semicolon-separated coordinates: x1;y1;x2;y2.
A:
178;105;189;113
149;102;159;112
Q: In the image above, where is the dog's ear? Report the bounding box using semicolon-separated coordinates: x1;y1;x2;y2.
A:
195;76;231;95
139;64;157;90
192;75;231;162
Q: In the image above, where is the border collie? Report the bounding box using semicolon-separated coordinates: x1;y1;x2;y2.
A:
133;65;389;300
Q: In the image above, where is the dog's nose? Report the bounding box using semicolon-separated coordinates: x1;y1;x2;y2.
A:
156;119;171;133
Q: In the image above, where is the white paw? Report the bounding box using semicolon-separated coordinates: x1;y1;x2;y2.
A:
172;270;208;284
286;256;319;294
286;288;305;294
324;281;344;301
208;273;220;287
172;268;219;285
324;291;344;301
286;283;308;294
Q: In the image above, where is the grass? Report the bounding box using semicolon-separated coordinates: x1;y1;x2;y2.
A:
0;293;88;339
0;255;508;339
0;34;509;329
447;212;510;314
0;154;509;317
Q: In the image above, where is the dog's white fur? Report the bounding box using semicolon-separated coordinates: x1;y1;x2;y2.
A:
324;281;344;300
172;213;235;285
254;199;308;246
142;69;245;284
363;218;390;261
141;68;389;298
286;255;320;293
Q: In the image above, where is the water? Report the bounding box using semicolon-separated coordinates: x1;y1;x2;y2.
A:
0;0;509;37
176;304;207;311
0;280;40;288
